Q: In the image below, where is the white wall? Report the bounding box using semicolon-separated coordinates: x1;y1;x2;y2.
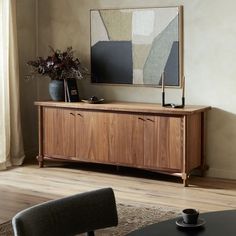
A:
19;0;236;179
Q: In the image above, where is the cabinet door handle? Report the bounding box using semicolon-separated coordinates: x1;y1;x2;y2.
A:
77;113;83;117
138;117;145;121
147;118;154;122
70;113;75;116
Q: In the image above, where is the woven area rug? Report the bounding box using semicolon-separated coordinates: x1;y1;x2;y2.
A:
96;203;179;235
0;203;180;236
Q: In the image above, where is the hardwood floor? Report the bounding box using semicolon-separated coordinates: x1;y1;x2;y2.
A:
0;161;235;224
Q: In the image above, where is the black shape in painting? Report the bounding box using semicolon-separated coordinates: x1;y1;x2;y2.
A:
163;41;179;86
91;41;133;84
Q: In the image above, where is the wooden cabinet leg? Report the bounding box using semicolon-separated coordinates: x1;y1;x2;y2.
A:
37;156;44;168
182;173;189;187
39;161;44;168
200;112;210;177
183;178;188;187
37;106;44;168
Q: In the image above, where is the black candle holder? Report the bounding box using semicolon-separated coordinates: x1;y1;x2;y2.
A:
162;92;185;108
161;73;185;108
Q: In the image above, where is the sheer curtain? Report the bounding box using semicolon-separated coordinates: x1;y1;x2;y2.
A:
0;0;24;170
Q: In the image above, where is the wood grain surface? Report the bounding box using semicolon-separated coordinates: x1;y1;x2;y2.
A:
35;101;211;115
0;163;235;224
36;101;211;186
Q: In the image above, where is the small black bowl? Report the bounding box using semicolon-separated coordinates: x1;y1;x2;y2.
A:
182;208;199;224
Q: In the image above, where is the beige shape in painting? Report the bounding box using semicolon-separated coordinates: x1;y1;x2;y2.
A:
133;44;152;69
154;7;178;37
100;10;132;41
132;10;155;36
132;7;178;45
91;10;109;46
133;69;144;84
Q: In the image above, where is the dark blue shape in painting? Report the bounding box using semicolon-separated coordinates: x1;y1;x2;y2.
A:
164;41;179;86
91;41;133;84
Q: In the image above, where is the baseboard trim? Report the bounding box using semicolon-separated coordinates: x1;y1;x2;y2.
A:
206;168;236;180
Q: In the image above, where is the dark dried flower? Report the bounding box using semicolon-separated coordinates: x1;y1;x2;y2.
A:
27;46;88;80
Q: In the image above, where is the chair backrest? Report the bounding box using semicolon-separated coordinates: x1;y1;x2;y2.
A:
12;188;118;236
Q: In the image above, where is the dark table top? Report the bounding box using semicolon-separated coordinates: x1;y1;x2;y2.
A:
126;210;236;236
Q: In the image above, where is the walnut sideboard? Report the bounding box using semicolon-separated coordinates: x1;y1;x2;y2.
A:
35;101;211;186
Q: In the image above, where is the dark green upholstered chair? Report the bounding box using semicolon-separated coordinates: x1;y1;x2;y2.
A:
12;188;118;236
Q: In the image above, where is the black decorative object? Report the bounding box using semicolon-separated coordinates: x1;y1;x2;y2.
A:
65;78;79;102
182;208;199;224
82;96;104;104
175;218;206;228
162;72;185;108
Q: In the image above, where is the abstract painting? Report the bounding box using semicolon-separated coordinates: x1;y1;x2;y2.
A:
90;6;183;86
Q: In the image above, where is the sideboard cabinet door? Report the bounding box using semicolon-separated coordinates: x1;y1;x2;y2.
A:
75;111;109;163
43;107;75;158
144;116;183;171
108;113;144;166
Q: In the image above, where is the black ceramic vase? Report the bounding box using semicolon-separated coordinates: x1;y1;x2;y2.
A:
49;80;64;101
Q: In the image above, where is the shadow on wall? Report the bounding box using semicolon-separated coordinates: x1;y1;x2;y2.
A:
206;107;236;179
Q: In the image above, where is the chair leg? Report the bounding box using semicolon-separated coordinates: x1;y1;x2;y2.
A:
87;231;95;236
